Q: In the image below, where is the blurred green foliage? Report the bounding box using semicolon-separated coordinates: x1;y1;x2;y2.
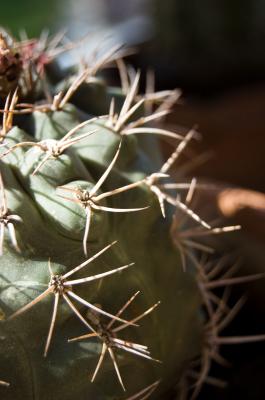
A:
0;0;61;36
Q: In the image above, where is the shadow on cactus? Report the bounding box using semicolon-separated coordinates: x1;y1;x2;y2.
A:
0;28;263;400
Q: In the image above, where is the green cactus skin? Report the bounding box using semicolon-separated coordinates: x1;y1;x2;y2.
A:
0;30;208;400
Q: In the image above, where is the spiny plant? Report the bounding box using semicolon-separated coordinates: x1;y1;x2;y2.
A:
0;28;263;400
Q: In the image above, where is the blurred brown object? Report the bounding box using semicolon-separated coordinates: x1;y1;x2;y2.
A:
218;188;265;217
217;187;265;241
167;83;265;191
189;182;265;306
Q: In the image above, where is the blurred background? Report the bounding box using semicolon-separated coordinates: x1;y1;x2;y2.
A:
2;1;265;399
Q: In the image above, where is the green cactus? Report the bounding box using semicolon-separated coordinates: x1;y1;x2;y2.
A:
0;29;254;400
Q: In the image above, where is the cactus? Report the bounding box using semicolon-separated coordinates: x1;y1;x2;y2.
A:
0;28;261;400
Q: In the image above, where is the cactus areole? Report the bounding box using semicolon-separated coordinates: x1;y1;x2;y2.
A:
0;29;241;400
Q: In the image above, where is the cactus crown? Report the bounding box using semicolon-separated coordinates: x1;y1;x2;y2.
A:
0;28;258;400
